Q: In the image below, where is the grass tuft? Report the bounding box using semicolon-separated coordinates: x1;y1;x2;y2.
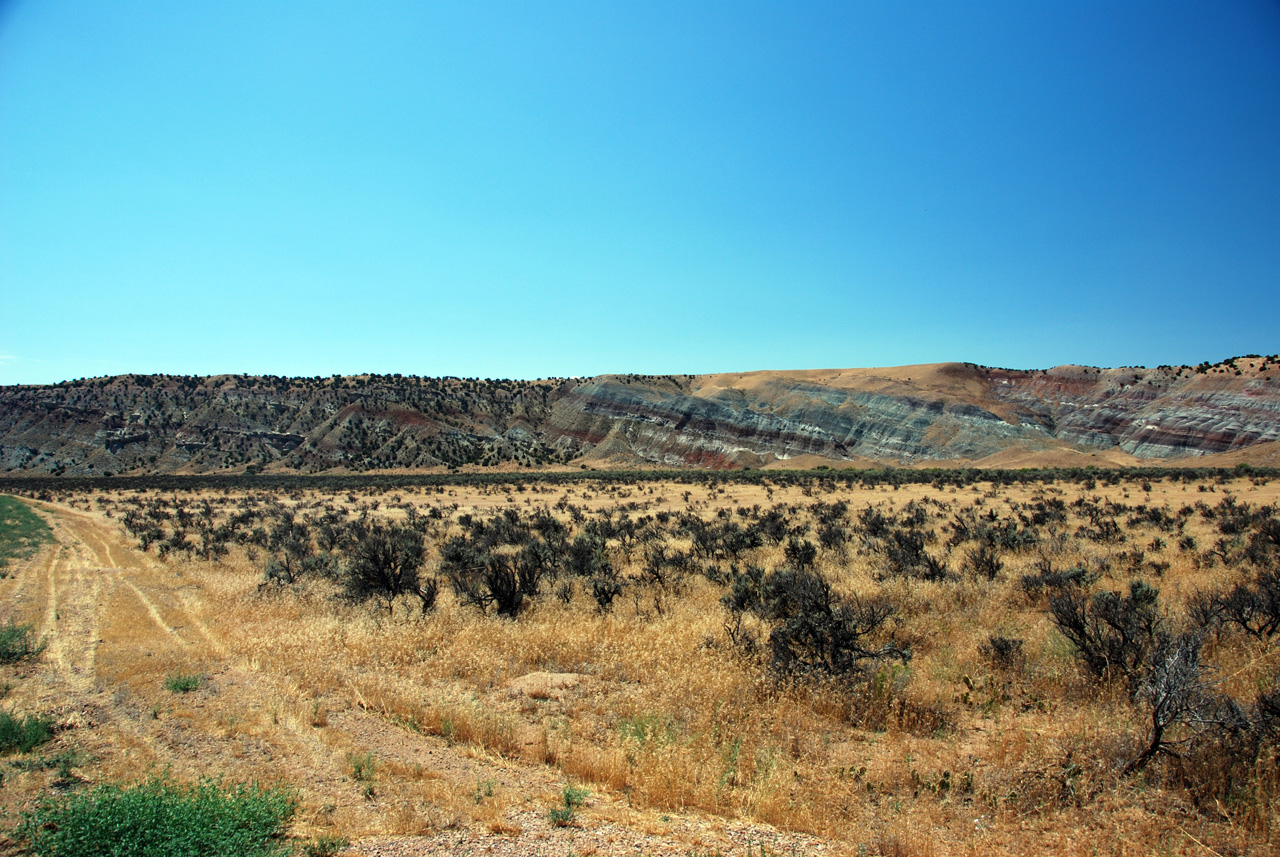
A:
348;750;376;798
0;711;54;754
549;783;589;826
0;620;45;664
163;672;204;693
301;834;350;857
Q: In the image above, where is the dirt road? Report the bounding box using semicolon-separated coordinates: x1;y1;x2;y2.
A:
1;503;830;856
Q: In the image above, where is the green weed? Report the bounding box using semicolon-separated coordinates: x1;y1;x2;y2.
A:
348;751;376;798
548;783;588;826
301;834;350;857
16;775;298;857
164;672;203;693
474;776;497;803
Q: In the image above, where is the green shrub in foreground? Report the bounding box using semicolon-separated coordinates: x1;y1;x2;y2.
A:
0;711;54;754
18;775;298;857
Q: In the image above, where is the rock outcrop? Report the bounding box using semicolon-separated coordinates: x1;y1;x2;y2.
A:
1;356;1277;475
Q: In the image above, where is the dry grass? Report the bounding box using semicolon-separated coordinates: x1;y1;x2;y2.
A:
2;474;1278;855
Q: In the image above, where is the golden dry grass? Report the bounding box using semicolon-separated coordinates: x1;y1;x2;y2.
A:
1;473;1278;855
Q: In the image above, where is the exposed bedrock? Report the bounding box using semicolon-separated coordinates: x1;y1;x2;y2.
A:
1;359;1277;473
545;378;1058;467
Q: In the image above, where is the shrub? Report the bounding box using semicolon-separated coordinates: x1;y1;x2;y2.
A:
878;528;948;581
1018;559;1096;600
1049;580;1163;690
752;565;909;678
1122;633;1219;775
965;542;1004;580
783;536;818;571
1215;568;1280;641
344;520;426;613
16;776;298;857
590;572;623;612
416;575;439;614
566;532;610;578
442;535;548;617
979;635;1025;670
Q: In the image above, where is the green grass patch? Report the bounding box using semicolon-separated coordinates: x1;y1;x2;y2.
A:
0;621;45;664
17;775;298;857
0;495;52;572
0;711;54;754
164;672;204;693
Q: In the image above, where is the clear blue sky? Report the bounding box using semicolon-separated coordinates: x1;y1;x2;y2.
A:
2;1;1278;384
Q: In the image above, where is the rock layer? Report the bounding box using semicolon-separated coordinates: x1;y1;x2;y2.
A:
1;357;1277;474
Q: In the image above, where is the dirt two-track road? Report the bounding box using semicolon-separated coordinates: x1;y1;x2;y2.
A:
0;503;829;857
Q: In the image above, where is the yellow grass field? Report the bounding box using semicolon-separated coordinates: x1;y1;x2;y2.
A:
1;472;1278;856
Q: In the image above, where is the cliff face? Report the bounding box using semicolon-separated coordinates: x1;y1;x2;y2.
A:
985;365;1280;458
544;376;1059;467
1;357;1277;475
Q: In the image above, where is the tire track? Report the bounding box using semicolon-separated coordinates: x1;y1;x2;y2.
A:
0;537;56;620
42;557;103;693
38;516;114;686
59;511;227;653
118;577;190;646
40;549;61;646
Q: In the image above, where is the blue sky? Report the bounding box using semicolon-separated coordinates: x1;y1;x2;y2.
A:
2;1;1278;384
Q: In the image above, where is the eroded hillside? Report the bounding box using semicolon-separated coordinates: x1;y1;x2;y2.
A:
1;356;1278;475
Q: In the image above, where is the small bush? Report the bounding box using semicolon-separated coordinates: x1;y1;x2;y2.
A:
878;528;948;581
0;711;54;754
1049;580;1163;690
17;775;298;857
590;572;624;612
416;575;439;614
1214;568;1280;641
1018;559;1096;600
344;520;426;613
741;565;909;679
980;635;1025;670
965;542;1004;580
10;748;87;789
